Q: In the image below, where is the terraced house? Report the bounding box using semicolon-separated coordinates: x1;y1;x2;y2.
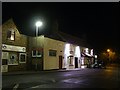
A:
1;18;95;72
1;19;27;72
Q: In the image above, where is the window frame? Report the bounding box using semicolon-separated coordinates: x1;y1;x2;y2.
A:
32;50;42;58
49;50;57;57
7;29;15;41
19;53;26;63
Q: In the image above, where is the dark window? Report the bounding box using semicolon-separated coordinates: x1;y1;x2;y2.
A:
32;50;36;57
49;50;57;56
19;53;26;63
2;59;7;65
20;54;25;62
7;30;11;38
37;50;42;57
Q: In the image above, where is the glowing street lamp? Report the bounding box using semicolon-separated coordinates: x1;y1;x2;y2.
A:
35;21;43;37
107;49;110;53
36;21;43;27
107;49;110;63
35;20;43;70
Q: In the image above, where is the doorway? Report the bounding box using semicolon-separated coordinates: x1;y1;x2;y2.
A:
59;55;63;69
75;57;78;68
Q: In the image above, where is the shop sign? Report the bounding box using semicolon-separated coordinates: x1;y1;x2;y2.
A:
2;44;26;52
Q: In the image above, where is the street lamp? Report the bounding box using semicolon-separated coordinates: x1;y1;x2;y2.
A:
107;49;110;53
35;21;43;37
35;20;43;70
107;49;110;64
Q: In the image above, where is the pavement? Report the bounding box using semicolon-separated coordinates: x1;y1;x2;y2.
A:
2;68;84;76
2;64;119;76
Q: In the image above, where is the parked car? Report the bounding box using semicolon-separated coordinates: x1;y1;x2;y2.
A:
92;61;106;69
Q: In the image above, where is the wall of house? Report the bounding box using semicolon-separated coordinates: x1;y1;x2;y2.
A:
64;43;82;70
2;19;27;47
2;19;27;72
43;37;65;70
28;35;44;70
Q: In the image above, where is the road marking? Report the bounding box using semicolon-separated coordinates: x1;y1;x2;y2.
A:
31;85;40;88
52;79;56;83
13;84;19;90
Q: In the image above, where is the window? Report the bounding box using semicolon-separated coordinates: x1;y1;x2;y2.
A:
37;50;42;57
19;53;26;63
32;50;36;57
7;29;15;41
8;53;18;65
49;50;57;56
32;50;42;57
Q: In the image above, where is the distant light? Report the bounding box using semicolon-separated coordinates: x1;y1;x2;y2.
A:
75;46;80;57
81;57;84;65
91;49;93;56
64;43;70;56
64;43;70;68
85;48;89;54
107;49;110;53
35;21;43;27
81;66;85;68
95;55;97;58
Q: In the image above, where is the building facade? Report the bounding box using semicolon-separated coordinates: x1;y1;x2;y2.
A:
28;35;94;70
1;19;27;72
1;18;95;72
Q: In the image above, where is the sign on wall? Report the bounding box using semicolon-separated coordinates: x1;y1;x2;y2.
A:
2;44;26;52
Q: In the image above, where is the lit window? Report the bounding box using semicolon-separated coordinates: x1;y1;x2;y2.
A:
7;29;15;41
32;50;42;57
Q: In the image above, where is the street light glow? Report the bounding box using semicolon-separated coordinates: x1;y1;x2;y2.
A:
107;49;110;52
35;21;43;27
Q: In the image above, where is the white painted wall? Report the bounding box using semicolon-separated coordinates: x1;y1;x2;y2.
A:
43;37;65;70
64;43;82;70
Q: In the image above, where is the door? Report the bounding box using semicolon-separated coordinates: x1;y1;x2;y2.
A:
59;56;63;69
75;57;78;68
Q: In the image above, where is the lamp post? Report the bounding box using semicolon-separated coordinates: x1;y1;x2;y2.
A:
35;21;43;70
107;49;110;64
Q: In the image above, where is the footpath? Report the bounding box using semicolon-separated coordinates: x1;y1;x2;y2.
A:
2;68;83;76
3;64;119;76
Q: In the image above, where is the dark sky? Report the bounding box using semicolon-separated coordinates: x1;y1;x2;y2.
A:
2;2;119;53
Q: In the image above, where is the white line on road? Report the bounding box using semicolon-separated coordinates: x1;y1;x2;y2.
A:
13;83;19;90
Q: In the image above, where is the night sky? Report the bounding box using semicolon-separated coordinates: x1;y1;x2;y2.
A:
2;2;119;54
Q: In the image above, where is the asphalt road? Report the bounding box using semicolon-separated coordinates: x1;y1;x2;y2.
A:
2;64;120;89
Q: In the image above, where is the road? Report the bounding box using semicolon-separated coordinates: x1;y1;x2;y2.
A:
2;64;120;89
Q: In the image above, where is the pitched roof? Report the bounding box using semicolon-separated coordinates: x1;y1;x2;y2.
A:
43;20;92;48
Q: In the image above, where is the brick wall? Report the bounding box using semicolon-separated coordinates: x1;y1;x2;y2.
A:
2;19;27;47
2;18;28;72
